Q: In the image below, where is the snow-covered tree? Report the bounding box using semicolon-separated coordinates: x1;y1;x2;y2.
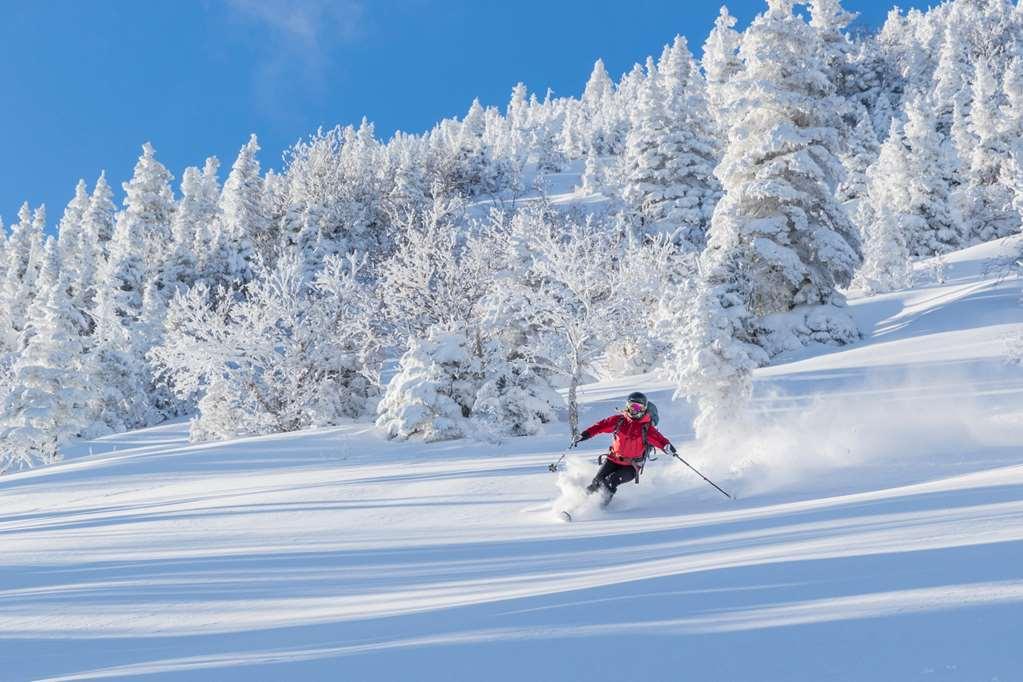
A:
902;94;963;256
608;233;698;376
89;181;159;432
959;59;1019;243
486;209;625;438
837;108;881;205
387;135;430;217
119;143;176;284
670;265;767;439
809;0;858;104
0;204;44;355
473;341;562;438
165;157;221;294
73;172;117;313
678;0;860;436
376;322;482;442
704;0;860;340
212;134;267;287
56;180;90;287
854;118;913;294
701;6;743;135
528;92;567;173
0;241;93;473
153;252;383;442
377;198;494;343
932;23;972;137
622;44;721;247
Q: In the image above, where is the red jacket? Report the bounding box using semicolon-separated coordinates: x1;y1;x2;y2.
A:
581;412;670;466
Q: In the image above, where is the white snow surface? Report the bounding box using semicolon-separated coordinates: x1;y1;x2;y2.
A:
3;238;1023;681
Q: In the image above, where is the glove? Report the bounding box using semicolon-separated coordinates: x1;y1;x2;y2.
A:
664;443;678;457
571;432;591;448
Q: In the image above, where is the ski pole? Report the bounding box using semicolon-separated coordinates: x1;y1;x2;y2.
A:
672;452;732;499
547;443;575;472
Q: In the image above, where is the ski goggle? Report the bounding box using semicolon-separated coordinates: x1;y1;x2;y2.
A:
627;402;646;415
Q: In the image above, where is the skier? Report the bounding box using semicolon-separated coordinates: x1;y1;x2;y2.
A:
572;392;678;507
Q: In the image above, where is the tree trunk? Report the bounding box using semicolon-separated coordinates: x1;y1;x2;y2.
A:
568;371;580;440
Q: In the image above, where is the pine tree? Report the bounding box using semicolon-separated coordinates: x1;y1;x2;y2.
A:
959;59;1019;243
388;136;430;216
701;6;743;136
837;108;881;205
120;143;176;285
56;180;90;290
190;157;224;285
809;0;857;98
678;0;859;436
165;158;220;294
83;171;117;246
0;241;92;473
376;322;482;442
0;204;44;355
855;118;913;294
473;341;562;438
89;182;157;431
621;48;720;248
932;23;971;137
706;0;859;321
529;92;567;173
216;134;267;286
902;94;963;256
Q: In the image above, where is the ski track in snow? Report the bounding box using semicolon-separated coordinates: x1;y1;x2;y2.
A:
3;237;1023;681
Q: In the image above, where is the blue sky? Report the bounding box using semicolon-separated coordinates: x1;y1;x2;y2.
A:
0;0;930;228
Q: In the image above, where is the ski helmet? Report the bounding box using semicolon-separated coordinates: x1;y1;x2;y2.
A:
625;392;648;418
626;392;648;408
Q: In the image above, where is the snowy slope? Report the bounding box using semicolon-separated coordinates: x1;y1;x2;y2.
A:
3;239;1023;681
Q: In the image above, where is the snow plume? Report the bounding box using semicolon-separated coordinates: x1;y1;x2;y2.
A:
551;454;609;521
671;364;1023;500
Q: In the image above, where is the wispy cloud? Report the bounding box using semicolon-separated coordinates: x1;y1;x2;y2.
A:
219;0;367;121
224;0;366;53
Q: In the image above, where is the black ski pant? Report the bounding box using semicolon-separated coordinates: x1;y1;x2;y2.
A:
587;459;636;505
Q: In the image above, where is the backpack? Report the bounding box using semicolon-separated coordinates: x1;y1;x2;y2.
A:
608;400;659;484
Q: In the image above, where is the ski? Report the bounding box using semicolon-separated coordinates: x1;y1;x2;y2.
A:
558;510;573;522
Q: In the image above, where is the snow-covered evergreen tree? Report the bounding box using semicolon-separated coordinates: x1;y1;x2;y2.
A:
622;42;721;248
56;180;90;289
376;322;481;442
165;158;221;294
73;172;117;312
671;268;767;439
89;180;159;432
678;0;860;436
0;241;93;473
932;22;972;137
187;158;224;284
704;0;860;348
809;0;858;108
473;341;562;438
214;134;267;287
855;118;913;294
837;109;881;205
959;59;1019;243
701;6;743;136
119;143;176;284
902;94;963;256
0;204;44;355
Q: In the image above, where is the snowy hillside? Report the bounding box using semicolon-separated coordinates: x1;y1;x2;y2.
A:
3;237;1022;681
